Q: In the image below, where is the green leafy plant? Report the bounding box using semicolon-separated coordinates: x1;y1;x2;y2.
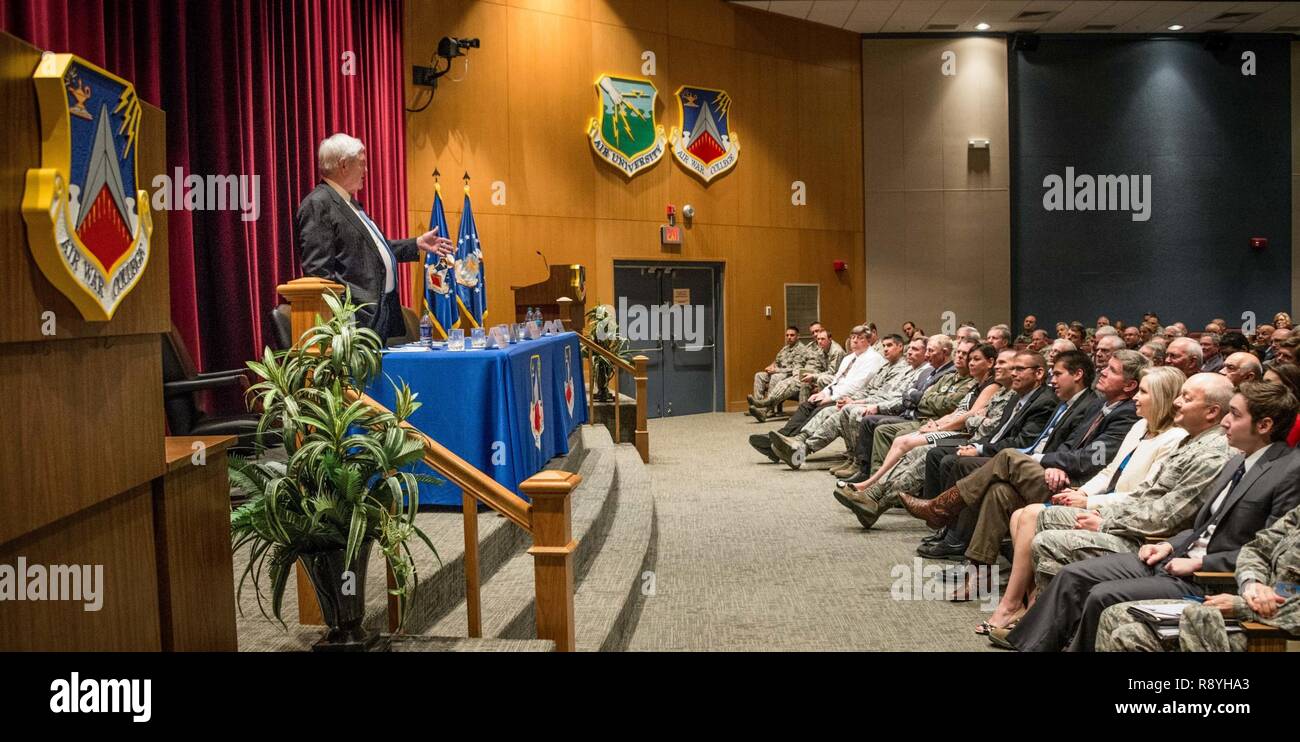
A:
583;304;630;400
230;291;439;630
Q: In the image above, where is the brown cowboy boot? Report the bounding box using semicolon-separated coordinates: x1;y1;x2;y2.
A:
900;486;966;530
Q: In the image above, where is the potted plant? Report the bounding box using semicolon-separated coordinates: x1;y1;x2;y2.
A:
229;291;438;651
582;304;630;402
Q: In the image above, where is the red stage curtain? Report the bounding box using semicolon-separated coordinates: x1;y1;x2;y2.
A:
1;0;412;401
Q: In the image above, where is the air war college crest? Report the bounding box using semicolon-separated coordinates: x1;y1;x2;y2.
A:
587;74;666;178
22;53;153;321
670;86;740;183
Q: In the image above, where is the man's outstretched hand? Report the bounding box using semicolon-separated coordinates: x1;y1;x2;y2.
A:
417;226;454;256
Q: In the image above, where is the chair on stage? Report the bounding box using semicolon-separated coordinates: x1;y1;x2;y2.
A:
162;326;266;452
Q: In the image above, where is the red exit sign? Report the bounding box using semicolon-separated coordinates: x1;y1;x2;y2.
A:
660;225;681;245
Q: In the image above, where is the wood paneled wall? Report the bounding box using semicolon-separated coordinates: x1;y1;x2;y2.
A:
404;0;864;410
862;37;1010;335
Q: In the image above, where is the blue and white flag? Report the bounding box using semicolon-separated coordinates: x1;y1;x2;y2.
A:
423;183;458;338
453;188;486;328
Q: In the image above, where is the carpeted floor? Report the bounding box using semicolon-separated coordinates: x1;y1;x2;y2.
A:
626;411;1002;651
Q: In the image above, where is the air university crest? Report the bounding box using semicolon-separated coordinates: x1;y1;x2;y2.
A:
22;53;153;321
587;74;666;177
670;86;740;182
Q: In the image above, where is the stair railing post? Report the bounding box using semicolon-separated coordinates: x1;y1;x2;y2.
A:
520;471;580;652
633;355;649;463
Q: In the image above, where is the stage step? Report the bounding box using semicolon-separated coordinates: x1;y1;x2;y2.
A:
424;427;656;650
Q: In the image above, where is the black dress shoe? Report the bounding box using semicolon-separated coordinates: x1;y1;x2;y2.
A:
748;434;779;462
920;526;947;545
916;530;968;561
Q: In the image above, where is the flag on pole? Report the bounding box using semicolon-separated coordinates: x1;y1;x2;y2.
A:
423;182;458;338
453;185;486;328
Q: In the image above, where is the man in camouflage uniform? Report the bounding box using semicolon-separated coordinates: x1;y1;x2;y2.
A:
1014;314;1038;347
750;325;805;406
1029;374;1235;588
1097;499;1300;651
833;336;931;473
767;333;907;469
749;328;842;421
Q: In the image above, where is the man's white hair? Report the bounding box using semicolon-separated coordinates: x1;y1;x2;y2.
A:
318;133;365;176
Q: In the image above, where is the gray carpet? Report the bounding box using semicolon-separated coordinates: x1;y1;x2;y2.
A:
626;412;1001;651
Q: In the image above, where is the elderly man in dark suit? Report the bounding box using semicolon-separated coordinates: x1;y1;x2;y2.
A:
295;133;453;341
996;381;1300;651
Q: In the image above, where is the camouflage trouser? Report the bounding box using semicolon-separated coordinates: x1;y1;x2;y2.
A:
839;405;874;453
800;404;846;454
754;370;792;400
875;445;930;509
1032;518;1140;590
765;374;805;408
1096;600;1246;652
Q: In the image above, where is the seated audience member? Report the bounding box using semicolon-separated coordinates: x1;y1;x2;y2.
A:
1055;322;1069;340
1199;332;1224;373
1067;323;1085;349
1163;324;1185;341
1274;312;1293;330
1025;373;1235;591
1015;315;1038;347
999;380;1300;651
838;343;998;490
1219;351;1262;388
914;351;1059;503
1044;338;1075;369
1220;331;1250;355
1265;326;1290;361
750;326;803;408
1164;336;1203;377
987;325;1012;351
822;337;932;476
827;336;962;476
902;320;917;339
1122;325;1143;350
983;366;1186;632
753;325;883;439
834;349;1017;528
1263;363;1300;448
1028;329;1049;352
1093;334;1124;377
1096;316;1111;331
748;328;841;420
767;333;907;470
1274;336;1299;365
1252;324;1275;358
1139;342;1166;366
1097;499;1300;652
902;351;1143;571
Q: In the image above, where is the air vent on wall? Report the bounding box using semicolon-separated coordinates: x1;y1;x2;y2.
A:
926;23;959;31
1207;12;1261;24
785;284;820;340
1012;10;1060;22
1082;24;1117;31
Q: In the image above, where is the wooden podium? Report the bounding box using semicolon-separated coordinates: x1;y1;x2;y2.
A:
0;31;236;651
510;264;586;329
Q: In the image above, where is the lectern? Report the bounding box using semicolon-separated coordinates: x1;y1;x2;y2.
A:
510;264;586;329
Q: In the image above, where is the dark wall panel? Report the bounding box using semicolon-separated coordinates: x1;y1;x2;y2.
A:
1011;37;1290;329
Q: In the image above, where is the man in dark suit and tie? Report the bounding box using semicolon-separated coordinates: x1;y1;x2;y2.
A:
906;350;1144;564
295;133;453;341
999;380;1300;651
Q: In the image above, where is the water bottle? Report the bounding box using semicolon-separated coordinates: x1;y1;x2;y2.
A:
534;307;544;329
419;313;433;347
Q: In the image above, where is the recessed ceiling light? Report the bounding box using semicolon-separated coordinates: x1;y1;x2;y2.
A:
976;22;990;31
1168;24;1184;31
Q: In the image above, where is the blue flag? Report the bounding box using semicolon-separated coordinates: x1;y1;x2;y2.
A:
423;184;458;338
453;188;486;328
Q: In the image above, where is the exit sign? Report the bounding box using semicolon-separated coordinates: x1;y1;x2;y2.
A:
660;225;681;245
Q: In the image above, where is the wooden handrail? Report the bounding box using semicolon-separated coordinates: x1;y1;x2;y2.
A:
576;332;650;463
277;277;579;651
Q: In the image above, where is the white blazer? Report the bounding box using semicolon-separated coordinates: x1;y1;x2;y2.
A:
1081;419;1188;508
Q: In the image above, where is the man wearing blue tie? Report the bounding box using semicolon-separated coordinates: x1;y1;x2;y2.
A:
295;133;454;342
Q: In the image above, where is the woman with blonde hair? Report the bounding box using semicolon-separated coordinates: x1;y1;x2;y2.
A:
1273;312;1292;330
978;365;1188;633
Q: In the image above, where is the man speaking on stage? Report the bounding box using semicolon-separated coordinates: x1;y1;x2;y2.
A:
295;132;453;341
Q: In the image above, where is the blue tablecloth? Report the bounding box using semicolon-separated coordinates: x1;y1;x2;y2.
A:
368;332;587;505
